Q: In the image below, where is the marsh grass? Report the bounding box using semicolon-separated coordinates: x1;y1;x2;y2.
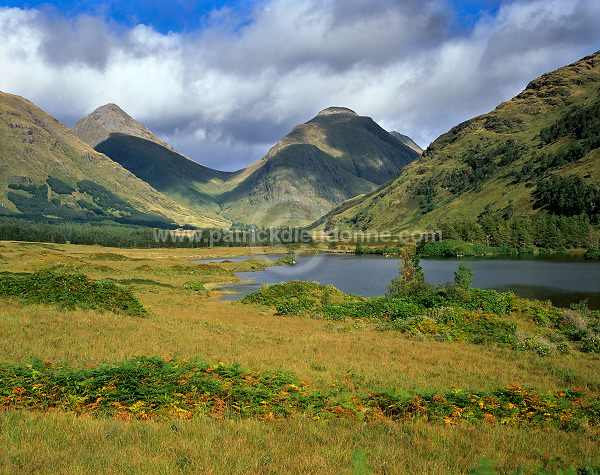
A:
0;412;598;475
0;241;598;473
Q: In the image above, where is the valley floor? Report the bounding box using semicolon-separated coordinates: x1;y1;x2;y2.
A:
0;241;598;474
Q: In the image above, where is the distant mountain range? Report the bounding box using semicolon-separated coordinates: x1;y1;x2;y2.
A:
317;51;600;232
72;105;419;226
1;51;598;232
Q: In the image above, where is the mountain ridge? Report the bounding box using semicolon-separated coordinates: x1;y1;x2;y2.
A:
317;51;600;233
74;104;420;226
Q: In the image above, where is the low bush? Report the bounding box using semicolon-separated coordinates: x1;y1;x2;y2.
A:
322;297;424;321
447;288;516;316
514;337;552;357
241;281;358;316
379;308;517;346
0;271;147;316
274;256;296;266
585;248;600;260
581;336;600;353
183;280;209;295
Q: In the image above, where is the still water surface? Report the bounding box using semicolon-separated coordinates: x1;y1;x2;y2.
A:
197;254;600;309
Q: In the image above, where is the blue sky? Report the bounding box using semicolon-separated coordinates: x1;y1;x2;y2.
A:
0;0;503;33
0;0;598;170
1;0;253;32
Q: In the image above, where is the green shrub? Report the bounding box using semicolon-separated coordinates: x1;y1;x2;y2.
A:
183;280;209;295
454;263;474;289
322;297;424;321
556;342;572;355
0;357;598;426
585;248;600;260
387;247;429;298
581;336;600;353
274;256;296;266
450;288;516;316
46;176;75;195
241;282;359;316
515;337;552;357
0;271;146;316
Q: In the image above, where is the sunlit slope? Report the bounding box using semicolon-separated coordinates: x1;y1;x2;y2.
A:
318;52;600;232
76;104;419;227
0;92;204;227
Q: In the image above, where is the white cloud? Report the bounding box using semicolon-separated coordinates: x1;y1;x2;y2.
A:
0;0;599;170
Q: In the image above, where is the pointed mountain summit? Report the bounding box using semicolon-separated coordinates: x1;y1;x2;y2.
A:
0;91;202;226
316;106;359;116
73;104;233;227
218;107;419;226
73;103;177;152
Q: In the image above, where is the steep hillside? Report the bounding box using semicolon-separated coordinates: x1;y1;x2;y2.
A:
218;107;419;226
319;52;600;232
73;105;232;227
0;91;205;227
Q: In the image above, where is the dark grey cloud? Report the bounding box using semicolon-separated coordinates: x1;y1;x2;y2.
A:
196;0;452;74
35;8;117;69
0;0;599;170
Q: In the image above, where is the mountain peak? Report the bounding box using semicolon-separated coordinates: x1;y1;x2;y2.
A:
317;106;358;117
94;103;127;114
73;103;176;152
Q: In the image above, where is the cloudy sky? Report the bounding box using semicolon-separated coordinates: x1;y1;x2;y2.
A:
1;0;599;171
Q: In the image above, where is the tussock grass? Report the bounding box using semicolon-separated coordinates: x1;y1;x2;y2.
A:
0;412;598;474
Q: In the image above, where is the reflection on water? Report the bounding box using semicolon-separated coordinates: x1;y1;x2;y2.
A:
199;253;600;309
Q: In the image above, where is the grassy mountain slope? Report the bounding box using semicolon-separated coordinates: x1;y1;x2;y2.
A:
0;91;206;227
74;105;232;227
218;107;419;226
319;52;600;232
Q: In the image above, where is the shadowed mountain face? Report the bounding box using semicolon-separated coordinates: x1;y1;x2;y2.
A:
75;105;419;226
94;134;233;223
0;91;205;227
318;52;600;233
